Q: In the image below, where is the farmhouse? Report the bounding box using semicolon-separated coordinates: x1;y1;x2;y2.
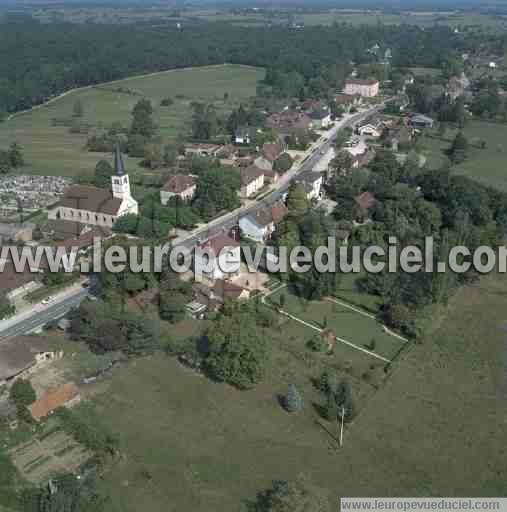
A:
48;147;138;230
344;78;380;98
29;382;81;422
0;336;63;386
160;175;196;205
239;200;288;242
240;165;265;198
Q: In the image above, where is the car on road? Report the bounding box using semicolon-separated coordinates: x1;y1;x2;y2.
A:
42;296;54;305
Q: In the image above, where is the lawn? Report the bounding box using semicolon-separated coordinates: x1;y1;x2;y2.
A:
418;120;507;191
0;64;264;178
267;286;406;361
93;312;385;512
88;270;507;508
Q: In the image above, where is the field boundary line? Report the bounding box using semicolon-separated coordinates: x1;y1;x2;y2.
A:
326;297;409;343
262;285;391;363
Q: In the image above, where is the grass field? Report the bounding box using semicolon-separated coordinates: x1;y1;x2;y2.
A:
0;64;264;178
85;270;507;509
267;286;405;361
418;120;507;191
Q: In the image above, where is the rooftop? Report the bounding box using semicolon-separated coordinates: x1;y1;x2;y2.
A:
162;174;196;194
29;382;80;421
56;185;122;216
0;336;54;382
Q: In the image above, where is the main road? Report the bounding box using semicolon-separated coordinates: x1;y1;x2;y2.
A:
0;104;381;339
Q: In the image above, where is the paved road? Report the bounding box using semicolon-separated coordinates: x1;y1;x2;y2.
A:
171;105;381;251
0;289;88;339
0;105;380;339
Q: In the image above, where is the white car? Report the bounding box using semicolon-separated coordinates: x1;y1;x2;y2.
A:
42;296;54;305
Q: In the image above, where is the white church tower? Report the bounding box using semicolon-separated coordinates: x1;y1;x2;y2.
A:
111;145;139;215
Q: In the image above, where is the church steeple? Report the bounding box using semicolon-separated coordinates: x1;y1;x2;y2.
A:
111;145;132;201
114;143;126;176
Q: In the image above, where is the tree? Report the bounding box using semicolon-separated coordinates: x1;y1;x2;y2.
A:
159;290;188;323
449;131;468;163
143;142;162;169
160;97;174;107
252;475;330;512
285;384;303;412
73;99;84;117
94;159;113;188
8;142;24;168
286;183;309;219
273;153;293;174
130;98;157;139
335;380;355;421
9;378;36;408
0;293;14;320
330;150;353;174
206;312;270;389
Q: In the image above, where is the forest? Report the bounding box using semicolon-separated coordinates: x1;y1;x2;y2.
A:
0;16;469;114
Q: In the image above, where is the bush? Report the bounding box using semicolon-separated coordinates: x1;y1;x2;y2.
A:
9;379;36;408
307;334;329;353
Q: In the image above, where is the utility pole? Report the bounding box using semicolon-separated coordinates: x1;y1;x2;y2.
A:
339;406;345;447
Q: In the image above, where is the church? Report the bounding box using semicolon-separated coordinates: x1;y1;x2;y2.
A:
48;147;138;230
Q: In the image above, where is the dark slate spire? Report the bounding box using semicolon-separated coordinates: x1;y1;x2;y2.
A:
114;144;126;176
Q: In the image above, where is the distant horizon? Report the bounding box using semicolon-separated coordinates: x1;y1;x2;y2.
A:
2;0;507;10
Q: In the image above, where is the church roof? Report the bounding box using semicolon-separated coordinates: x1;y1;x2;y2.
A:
56;185;123;215
114;145;126;176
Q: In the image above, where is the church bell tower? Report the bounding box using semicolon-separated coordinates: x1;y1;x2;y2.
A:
111;144;132;200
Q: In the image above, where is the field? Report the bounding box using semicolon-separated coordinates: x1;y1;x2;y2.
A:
0;64;264;178
418;120;507;191
8;420;92;484
85;268;507;510
266;286;406;361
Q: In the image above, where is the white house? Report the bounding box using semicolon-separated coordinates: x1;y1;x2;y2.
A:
234;126;251;145
240;165;265;198
194;232;241;282
344;78;380;98
310;109;332;129
296;172;324;201
160;174;196;205
239;201;288;243
48;147;138;229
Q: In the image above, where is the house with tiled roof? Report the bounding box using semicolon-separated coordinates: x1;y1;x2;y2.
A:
194;231;241;282
0;336;63;386
160;174;196;205
239;200;288;242
344;78;380;98
254;141;286;171
29;382;81;422
48;146;138;230
240;165;265;198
